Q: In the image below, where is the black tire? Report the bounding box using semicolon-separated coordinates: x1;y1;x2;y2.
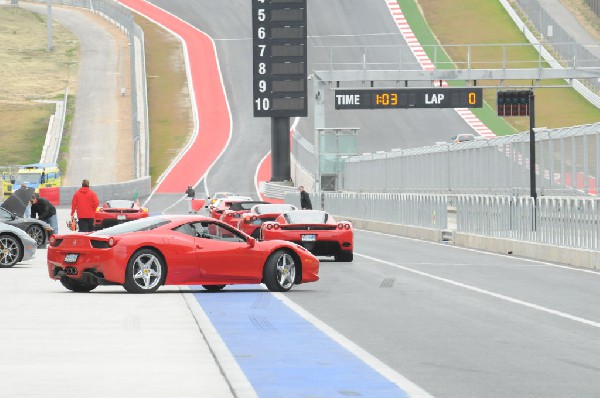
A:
335;250;353;262
263;249;296;292
0;234;22;268
26;225;46;247
60;276;98;292
123;249;166;293
202;284;226;292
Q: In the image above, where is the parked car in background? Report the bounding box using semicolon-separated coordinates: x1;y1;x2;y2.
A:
219;200;271;228
208;196;253;219
237;203;298;239
0;206;53;247
262;210;354;262
94;200;149;230
451;133;475;144
47;215;319;293
0;222;37;267
206;191;237;208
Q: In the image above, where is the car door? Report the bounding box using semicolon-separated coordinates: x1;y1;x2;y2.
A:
164;223;202;284
192;221;263;282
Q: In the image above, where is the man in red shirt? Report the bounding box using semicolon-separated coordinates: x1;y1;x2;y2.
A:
71;179;100;232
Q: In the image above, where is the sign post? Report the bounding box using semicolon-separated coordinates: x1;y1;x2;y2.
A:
252;0;307;182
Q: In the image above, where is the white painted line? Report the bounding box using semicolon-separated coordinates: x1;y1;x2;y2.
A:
273;293;434;398
181;286;259;398
356;228;600;276
356;252;600;329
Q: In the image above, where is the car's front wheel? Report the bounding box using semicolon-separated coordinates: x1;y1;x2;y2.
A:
202;284;226;292
263;250;296;292
26;225;45;247
0;234;22;268
123;249;166;293
60;276;98;292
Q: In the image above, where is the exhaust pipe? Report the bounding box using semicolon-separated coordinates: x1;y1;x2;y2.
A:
65;267;78;275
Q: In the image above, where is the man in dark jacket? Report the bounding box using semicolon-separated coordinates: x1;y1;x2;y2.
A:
30;195;58;234
71;179;100;232
299;186;312;210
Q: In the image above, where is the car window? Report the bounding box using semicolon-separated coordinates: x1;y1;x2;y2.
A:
0;207;13;221
284;210;328;224
193;221;245;243
173;223;196;237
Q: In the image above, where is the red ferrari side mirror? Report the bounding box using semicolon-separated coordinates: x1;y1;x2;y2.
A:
247;237;256;248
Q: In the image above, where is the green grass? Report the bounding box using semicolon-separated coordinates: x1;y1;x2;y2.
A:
396;0;600;134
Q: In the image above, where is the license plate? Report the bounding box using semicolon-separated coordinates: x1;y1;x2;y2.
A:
301;234;316;242
64;253;78;263
117;215;126;220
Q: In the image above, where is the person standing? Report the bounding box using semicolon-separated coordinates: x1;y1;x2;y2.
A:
40;167;46;184
71;179;100;232
30;195;58;234
185;185;195;213
299;186;312;210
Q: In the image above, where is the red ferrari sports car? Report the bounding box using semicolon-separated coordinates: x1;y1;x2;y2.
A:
261;210;353;262
219;200;270;228
208;196;252;219
94;200;149;230
47;215;319;293
237;203;297;239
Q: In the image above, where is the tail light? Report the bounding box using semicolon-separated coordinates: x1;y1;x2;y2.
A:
344;224;351;230
338;223;344;229
273;223;279;230
266;224;273;230
96;207;102;212
49;235;56;244
108;237;115;247
142;207;149;213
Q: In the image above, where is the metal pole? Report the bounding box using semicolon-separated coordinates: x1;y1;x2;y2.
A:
270;117;291;182
46;0;53;52
529;91;537;232
529;92;536;199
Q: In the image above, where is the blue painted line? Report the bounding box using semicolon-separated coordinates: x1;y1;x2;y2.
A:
193;285;409;398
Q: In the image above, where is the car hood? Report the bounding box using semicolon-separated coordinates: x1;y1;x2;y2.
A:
1;188;35;216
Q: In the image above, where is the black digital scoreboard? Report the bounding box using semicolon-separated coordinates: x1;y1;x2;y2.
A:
334;88;483;110
252;0;307;117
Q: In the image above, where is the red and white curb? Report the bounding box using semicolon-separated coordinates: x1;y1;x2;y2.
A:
385;0;496;139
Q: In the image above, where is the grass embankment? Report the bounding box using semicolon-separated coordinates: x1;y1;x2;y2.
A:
134;16;192;186
398;0;600;134
0;7;78;166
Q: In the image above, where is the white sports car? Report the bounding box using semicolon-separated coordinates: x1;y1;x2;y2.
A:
0;222;37;267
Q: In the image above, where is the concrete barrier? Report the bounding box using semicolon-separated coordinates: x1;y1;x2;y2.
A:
59;176;151;206
339;215;600;270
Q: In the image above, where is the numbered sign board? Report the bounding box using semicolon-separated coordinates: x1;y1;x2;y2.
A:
334;88;483;109
252;0;307;117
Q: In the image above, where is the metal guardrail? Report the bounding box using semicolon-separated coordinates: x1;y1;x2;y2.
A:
340;123;600;196
284;191;600;251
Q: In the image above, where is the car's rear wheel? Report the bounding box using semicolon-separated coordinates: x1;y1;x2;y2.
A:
202;284;226;292
263;250;296;292
60;276;98;292
0;234;22;268
26;225;45;247
334;250;353;262
123;249;166;293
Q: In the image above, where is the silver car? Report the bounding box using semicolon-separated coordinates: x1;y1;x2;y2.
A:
0;222;37;267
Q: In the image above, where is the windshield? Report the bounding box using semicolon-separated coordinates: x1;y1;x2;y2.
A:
14;173;40;184
284;210;328;224
106;200;135;209
90;217;171;235
254;204;296;214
